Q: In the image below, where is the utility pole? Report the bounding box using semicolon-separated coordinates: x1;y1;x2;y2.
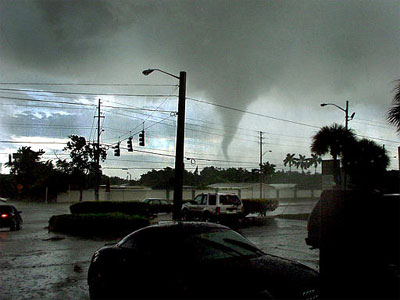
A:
95;99;104;201
398;146;400;194
344;100;349;130
259;131;263;199
173;71;186;220
343;100;349;190
321;100;354;190
142;68;186;220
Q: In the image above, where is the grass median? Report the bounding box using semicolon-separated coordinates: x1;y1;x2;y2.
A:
48;212;150;238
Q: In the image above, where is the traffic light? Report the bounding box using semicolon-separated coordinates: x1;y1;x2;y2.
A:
127;137;133;152
139;130;145;146
114;143;120;156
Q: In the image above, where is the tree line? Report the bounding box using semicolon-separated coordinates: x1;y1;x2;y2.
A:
1;136;323;201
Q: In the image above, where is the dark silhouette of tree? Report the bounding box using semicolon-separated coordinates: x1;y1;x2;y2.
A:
293;154;310;174
260;162;276;180
283;153;296;172
57;135;107;201
311;123;357;185
387;80;400;133
5;147;67;200
308;154;322;174
342;138;389;191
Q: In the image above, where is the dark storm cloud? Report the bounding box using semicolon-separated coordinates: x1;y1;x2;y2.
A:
0;0;399;155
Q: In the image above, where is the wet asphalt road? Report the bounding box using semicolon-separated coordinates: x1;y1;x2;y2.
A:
0;201;318;300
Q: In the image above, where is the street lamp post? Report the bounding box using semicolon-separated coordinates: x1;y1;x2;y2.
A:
320;100;355;189
320;101;355;131
143;69;186;220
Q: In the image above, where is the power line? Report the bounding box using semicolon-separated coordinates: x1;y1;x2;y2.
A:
0;82;177;87
2;92;398;148
186;96;321;129
0;95;176;113
0;87;179;98
0;140;67;144
0;102;95;110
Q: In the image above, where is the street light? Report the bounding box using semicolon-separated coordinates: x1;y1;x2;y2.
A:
320;101;355;130
321;100;355;190
143;68;186;221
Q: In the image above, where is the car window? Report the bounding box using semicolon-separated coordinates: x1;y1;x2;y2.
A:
150;200;160;205
185;229;264;261
208;194;216;205
118;233;137;249
201;195;208;205
160;200;169;205
194;195;203;205
122;228;185;259
219;195;241;205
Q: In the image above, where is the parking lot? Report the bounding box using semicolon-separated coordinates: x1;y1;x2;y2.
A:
0;201;318;300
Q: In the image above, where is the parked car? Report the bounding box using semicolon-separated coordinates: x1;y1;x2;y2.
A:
141;198;172;215
305;200;320;249
181;193;244;222
88;222;319;299
0;204;23;231
305;191;399;298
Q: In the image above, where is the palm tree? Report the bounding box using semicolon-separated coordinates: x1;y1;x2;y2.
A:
311;123;357;184
293;154;309;174
342;138;389;190
387;80;400;133
308;154;322;174
283;153;296;172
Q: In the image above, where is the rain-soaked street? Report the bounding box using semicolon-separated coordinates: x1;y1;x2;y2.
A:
0;201;318;300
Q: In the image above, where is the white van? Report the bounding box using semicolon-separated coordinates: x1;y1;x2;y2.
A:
181;193;244;222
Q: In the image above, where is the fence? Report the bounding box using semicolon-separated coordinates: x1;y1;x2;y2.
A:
56;186;322;203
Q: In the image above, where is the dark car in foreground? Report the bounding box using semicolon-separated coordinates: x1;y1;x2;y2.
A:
88;222;319;299
0;204;23;231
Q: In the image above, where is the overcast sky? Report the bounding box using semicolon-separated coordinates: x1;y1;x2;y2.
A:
0;0;399;179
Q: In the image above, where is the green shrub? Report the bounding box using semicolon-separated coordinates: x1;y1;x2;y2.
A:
48;213;150;237
242;198;279;215
70;201;150;216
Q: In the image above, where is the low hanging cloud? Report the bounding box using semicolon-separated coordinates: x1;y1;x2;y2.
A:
0;0;399;156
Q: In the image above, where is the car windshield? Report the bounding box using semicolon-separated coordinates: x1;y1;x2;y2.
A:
186;228;264;260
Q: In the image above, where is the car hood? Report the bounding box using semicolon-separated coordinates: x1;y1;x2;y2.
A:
244;254;319;297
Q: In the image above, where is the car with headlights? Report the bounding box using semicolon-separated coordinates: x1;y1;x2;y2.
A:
88;222;319;299
0;204;23;231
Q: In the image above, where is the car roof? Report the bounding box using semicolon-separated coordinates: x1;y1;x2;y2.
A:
118;221;231;247
136;221;230;235
0;204;16;209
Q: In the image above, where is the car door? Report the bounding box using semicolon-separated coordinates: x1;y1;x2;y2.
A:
160;200;171;213
190;194;205;218
149;199;161;213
